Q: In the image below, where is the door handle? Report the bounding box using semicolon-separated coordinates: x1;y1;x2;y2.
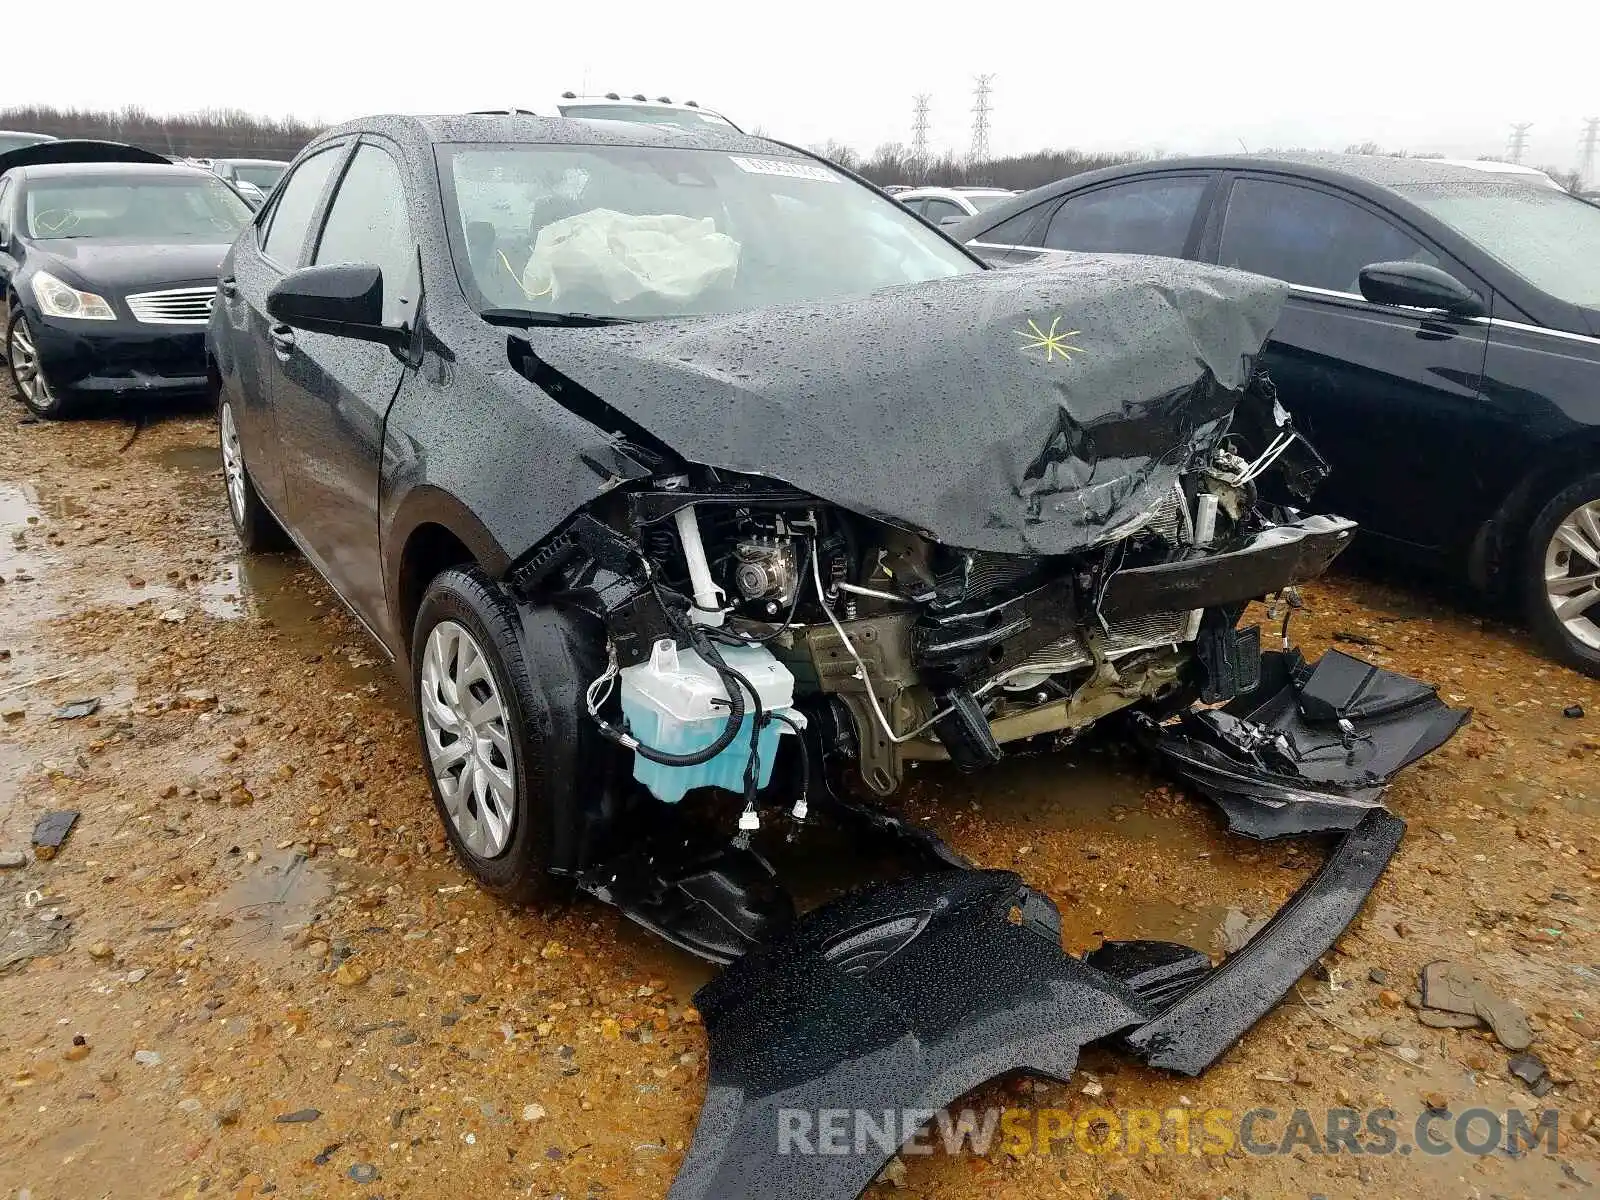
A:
268;324;295;356
220;278;238;298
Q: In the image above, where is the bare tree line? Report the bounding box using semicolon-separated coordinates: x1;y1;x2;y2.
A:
0;105;321;161
3;106;1586;195
808;139;1148;191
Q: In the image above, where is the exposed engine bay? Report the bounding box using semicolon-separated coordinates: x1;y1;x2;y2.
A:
521;371;1356;826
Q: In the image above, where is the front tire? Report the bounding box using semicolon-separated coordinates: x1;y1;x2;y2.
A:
1523;471;1600;678
219;397;289;552
411;568;605;904
6;311;73;419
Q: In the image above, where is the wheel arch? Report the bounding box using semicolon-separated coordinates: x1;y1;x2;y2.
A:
1470;430;1600;594
387;487;513;656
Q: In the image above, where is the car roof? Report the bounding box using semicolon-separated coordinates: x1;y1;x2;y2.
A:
1062;151;1554;190
315;112;786;157
962;150;1569;238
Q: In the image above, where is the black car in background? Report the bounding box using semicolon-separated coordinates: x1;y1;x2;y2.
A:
953;154;1600;677
0;141;252;417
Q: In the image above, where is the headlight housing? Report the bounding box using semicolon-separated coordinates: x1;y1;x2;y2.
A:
30;271;115;321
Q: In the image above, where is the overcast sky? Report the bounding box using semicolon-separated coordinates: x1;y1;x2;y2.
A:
15;1;1600;174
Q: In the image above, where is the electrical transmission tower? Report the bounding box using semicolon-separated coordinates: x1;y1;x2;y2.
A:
911;94;931;174
1581;117;1599;187
1507;122;1533;164
969;74;995;165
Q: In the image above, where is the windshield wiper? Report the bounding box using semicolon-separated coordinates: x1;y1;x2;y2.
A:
481;308;635;328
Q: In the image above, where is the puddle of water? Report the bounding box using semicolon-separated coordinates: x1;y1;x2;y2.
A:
157;443;221;477
0;481;47;580
912;747;1169;839
210;852;334;967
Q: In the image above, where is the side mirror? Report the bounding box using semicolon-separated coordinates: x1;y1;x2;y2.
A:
937;214;966;228
267;264;400;344
1358;261;1485;318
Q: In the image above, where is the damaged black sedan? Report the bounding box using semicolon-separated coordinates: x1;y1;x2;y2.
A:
209;114;1466;1199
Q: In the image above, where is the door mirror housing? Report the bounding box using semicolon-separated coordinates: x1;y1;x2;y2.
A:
266;264;402;345
1358;261;1485;318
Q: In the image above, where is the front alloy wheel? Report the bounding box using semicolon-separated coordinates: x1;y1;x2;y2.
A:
6;313;70;418
419;619;517;858
1525;471;1600;678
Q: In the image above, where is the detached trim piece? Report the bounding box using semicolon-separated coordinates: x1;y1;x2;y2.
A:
1124;808;1405;1075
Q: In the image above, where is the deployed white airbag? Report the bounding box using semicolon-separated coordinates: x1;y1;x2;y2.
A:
522;209;740;306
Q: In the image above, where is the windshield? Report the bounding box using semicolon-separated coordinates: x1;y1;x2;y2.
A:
966;192;1013;212
1398;182;1600;310
233;164;285;189
23;175;251;240
558;104;732;130
439;143;976;320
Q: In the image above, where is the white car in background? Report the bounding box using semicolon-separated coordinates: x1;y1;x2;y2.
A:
894;186;1017;226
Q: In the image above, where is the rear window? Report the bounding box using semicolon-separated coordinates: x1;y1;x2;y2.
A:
1398;183;1600;310
965;192;1013;212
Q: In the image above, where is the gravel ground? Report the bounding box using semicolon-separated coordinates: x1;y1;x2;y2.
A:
2;398;1599;1200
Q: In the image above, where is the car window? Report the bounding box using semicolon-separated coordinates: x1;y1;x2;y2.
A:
1220;178;1439;294
965;192;1012;212
0;177;12;240
261;146;342;267
897;196;925;216
972;203;1049;246
922;198;966;222
313;144;416;326
1041;177;1207;256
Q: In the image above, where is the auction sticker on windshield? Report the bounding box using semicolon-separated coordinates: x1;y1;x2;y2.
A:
728;156;838;182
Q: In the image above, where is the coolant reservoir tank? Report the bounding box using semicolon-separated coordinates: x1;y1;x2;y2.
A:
619;639;801;805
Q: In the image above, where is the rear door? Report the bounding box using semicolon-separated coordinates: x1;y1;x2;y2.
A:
1206;175;1492;552
221;141;349;516
273;137;420;635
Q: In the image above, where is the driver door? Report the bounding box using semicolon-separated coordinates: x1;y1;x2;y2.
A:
273;138;420;637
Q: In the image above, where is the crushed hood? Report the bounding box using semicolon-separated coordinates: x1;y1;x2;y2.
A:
522;255;1288;555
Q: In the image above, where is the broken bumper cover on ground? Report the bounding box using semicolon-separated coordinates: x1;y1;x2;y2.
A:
668;870;1150;1200
669;814;1407;1198
1149;648;1470;838
1121;807;1406;1074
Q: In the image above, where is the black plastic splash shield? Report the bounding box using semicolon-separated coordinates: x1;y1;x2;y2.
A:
1123;807;1406;1075
1152;649;1470;839
667;869;1149;1200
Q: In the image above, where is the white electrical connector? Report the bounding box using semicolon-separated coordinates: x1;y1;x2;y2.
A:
790;796;808;821
738;804;760;832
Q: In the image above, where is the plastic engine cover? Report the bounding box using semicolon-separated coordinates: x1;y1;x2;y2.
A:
621;639;799;803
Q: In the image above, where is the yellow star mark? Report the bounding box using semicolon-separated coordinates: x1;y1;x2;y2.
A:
1016;316;1086;364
